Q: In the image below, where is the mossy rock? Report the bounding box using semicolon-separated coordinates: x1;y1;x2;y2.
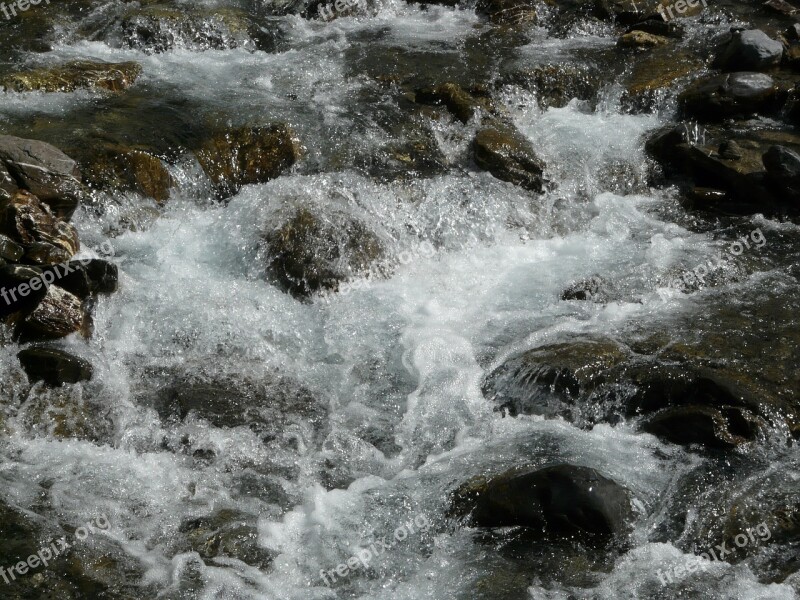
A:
0;61;143;93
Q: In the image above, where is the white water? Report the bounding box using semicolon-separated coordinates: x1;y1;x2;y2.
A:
1;2;797;599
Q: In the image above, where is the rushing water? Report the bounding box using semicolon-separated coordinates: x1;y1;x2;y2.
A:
1;1;799;599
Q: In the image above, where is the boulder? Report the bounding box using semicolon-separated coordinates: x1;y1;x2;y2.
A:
414;83;495;123
0;191;79;265
17;347;93;386
0;264;47;318
18;285;84;341
472;125;548;193
0;135;86;219
41;259;119;299
482;337;629;419
0;60;143;94
263;208;384;298
713;29;783;72
83;145;173;203
642;405;762;448
195;125;303;200
0;234;24;262
451;464;634;539
678;72;780;121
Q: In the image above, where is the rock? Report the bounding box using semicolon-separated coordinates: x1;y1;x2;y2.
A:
18;285;84;341
451;464;634;539
179;509;274;568
0;191;79;265
0;162;18;202
40;259;119;299
642;404;761;448
713;29;784;72
0;264;47;319
763;145;800;198
146;370;329;446
195;125;303;200
17;347;93;386
117;7;260;54
719;139;744;160
678;72;780;121
476;0;537;25
0;234;23;262
561;275;615;302
83;146;173;203
472;125;548;193
0;60;143;94
482;336;629;419
617;30;670;48
623;47;702;110
414;83;492;124
0;135;86;219
264;208;384;298
500;63;603;109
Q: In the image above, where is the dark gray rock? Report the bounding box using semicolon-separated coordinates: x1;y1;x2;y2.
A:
17;347;93;386
0;234;23;262
642;404;762;449
0;135;86;219
714;29;783;72
561;275;614;302
451;464;634;540
679;72;779;121
763;145;800;199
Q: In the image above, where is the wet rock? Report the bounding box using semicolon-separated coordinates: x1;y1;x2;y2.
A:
482;336;629;419
642;405;762;448
180;509;274;568
18;285;84;341
473;125;547;193
38;258;118;300
719;139;744;160
501;63;604;109
561;275;615;302
763;144;800;198
0;162;18;202
0;191;79;265
0;264;47;318
678;72;780;121
0;135;86;219
713;29;784;72
476;0;537;25
623;47;702;110
117;7;261;54
451;464;634;539
263;207;384;298
414;83;492;123
83;145;173;203
195;125;303;200
0;234;24;262
617;30;670;48
147;370;329;446
0;60;143;94
17;347;93;386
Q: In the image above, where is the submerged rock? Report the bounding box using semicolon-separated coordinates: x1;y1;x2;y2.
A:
472;125;548;193
451;464;634;540
476;0;537;25
17;347;93;386
195;125;303;200
179;509;274;568
263;207;384;298
0;135;86;219
642;404;762;448
0;61;143;94
414;83;494;123
561;275;615;302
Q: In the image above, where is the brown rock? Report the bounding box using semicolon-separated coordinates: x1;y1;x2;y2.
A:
19;285;84;340
473;125;547;193
0;191;79;264
0;61;143;93
618;30;670;48
84;146;173;203
195;125;303;200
